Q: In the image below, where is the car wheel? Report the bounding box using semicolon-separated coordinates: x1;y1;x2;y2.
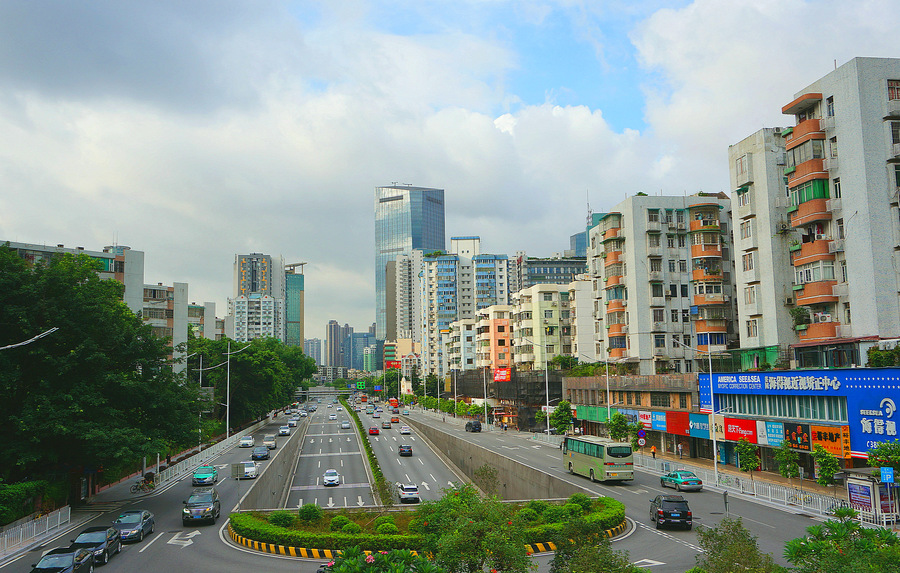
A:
99;551;107;565
660;479;666;488
676;484;681;492
589;469;595;482
686;524;692;531
115;541;121;554
88;565;94;573
568;463;574;474
138;530;144;542
149;523;154;534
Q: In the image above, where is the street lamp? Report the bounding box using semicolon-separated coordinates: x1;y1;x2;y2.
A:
224;341;252;438
672;337;719;485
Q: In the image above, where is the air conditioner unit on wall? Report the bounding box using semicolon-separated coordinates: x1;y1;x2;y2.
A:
785;296;794;305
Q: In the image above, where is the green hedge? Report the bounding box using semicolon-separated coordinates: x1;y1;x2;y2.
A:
521;497;625;544
230;512;423;551
0;480;55;526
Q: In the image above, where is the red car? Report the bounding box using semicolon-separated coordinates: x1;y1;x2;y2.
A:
368;426;380;435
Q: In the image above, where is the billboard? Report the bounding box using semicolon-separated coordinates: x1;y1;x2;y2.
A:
724;417;757;443
493;367;511;382
385;360;401;370
666;411;690;436
756;421;784;446
811;424;847;457
638;411;652;428
651;411;667;431
689;413;710;439
783;423;811;451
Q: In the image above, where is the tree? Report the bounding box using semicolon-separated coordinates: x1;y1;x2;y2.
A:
784;507;900;573
734;438;761;482
774;440;800;487
549;355;578;370
607;411;630;441
626;421;644;453
0;247;198;483
415;483;530;573
694;517;783;573
549;514;642;573
810;444;841;492
867;439;900;472
549;400;573;434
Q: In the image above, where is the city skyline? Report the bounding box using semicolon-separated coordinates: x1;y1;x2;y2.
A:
0;2;895;340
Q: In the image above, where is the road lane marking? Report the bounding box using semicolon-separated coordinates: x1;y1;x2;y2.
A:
138;532;164;553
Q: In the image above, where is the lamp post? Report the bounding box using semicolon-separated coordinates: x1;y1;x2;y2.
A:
224;341;252;438
672;337;719;485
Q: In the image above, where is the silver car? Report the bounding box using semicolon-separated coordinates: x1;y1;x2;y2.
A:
323;469;340;486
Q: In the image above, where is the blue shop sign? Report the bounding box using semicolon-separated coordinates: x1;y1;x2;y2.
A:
765;421;784;446
689;413;710;439
700;369;900;458
651;411;667;431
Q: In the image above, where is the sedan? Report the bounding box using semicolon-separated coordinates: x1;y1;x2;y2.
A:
336;407;343;411
368;426;380;435
660;470;703;492
398;444;413;456
399;426;411;434
111;510;154;542
263;434;277;449
251;446;269;460
323;469;340;486
288;418;298;427
381;421;392;429
69;526;121;565
30;547;94;573
239;436;254;447
237;460;260;479
372;412;380;418
279;425;291;436
341;421;351;429
183;487;221;524
191;465;219;486
329;414;337;420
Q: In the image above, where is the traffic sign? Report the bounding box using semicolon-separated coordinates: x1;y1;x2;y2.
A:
882;467;894;484
638;437;646;447
638;429;646;438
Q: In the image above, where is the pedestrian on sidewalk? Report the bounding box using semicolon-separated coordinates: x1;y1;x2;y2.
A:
651;445;657;459
677;443;683;459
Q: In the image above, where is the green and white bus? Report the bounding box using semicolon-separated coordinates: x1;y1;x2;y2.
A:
562;435;634;482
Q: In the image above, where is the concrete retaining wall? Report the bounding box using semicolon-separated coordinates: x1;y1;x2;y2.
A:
234;418;308;511
406;418;593;500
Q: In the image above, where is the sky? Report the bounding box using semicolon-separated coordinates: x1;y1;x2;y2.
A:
1;0;898;341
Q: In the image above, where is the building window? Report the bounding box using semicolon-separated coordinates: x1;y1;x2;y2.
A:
679;260;687;273
497;325;505;332
826;95;835;117
844;302;851;323
742;252;754;272
840;260;848;283
671;309;680;322
738;190;751;206
652;283;664;297
543;292;553;301
669;260;676;272
651;393;670;407
498;339;506;346
667;236;676;248
678;235;686;248
747;319;758;338
745;285;757;305
890;80;900;101
653;309;665;322
544;310;553;319
892;122;900;145
649;234;661;247
682;309;690;322
679;393;688;408
735;154;749;176
648;209;660;222
669;284;678;297
740;221;752;239
837;218;844;240
626;392;633;405
829;136;838;158
684;360;693;373
832;178;841;198
650;258;662;272
654;334;666;348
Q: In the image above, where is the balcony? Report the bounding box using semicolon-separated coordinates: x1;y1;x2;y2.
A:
891;143;900;162
690;244;722;258
795;281;838;305
648;270;662;282
821;116;835;131
785;117;823;146
693;293;725;306
826;197;842;211
608;299;627;312
647;221;661;232
689;218;721;232
610;348;628;359
793;238;835;265
798;320;840;341
604;252;622;265
651;321;666;332
608;324;628;335
692;267;724;281
604;275;621;286
603;227;621;240
790;197;832;228
694;318;727;331
787;159;827;186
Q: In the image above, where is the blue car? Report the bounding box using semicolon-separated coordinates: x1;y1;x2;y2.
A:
111;509;155;542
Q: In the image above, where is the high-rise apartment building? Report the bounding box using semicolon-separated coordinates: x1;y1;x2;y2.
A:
766;57;900;368
511;283;572;371
304;338;322;366
728;128;796;370
187;302;221;341
325;320;342;367
589;193;737;375
446;318;477;371
374;185;445;340
568;274;598;362
142;282;188;371
510;252;588;294
284;264;305;347
475;305;514;372
228;253;286;342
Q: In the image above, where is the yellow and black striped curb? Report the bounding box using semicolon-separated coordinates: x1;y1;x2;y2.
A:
230;519;625;558
522;519;627;555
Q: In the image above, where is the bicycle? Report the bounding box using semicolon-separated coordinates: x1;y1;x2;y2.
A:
130;480;155;494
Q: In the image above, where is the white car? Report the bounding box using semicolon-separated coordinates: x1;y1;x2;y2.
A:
239;436;254;448
323;469;340;486
400;425;411;434
238;461;260;479
300;411;308;417
278;425;291;436
288;419;297;427
337;407;343;411
397;483;420;503
341;421;351;429
329;414;337;420
372;412;380;418
327;404;333;409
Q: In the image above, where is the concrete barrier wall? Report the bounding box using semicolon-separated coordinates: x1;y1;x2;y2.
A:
234;418;308;511
407;418;593;500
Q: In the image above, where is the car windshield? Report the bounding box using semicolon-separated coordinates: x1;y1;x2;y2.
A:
325;470;338;477
36;554;74;567
607;446;632;458
188;494;214;503
74;531;106;543
115;513;142;524
678;472;697;478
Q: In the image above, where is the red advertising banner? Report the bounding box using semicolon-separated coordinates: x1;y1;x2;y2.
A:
723;417;757;443
493;367;511;382
385;361;401;370
666;411;690;436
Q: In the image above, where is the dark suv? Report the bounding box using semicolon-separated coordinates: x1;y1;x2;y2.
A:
650;495;692;530
465;420;482;432
183;487;221;525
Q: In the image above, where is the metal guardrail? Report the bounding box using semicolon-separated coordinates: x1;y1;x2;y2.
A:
0;506;70;554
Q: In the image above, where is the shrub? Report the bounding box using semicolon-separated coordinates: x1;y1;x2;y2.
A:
330;515;351;531
376;523;401;535
298;503;323;523
567;492;593;513
374;515;395;528
342;522;362;534
268;510;295;528
542;505;568;524
563;503;583;518
515;508;540;524
525;499;548;515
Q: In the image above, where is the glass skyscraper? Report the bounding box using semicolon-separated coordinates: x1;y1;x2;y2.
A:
374;185;445;340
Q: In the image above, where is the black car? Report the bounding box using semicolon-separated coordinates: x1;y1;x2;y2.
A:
69;525;121;565
30;547;94;572
183;486;221;525
465;420;482;432
251;445;270;460
650;494;692;530
398;444;413;456
111;509;154;542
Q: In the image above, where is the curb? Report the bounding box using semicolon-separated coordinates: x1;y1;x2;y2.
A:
228;518;626;559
